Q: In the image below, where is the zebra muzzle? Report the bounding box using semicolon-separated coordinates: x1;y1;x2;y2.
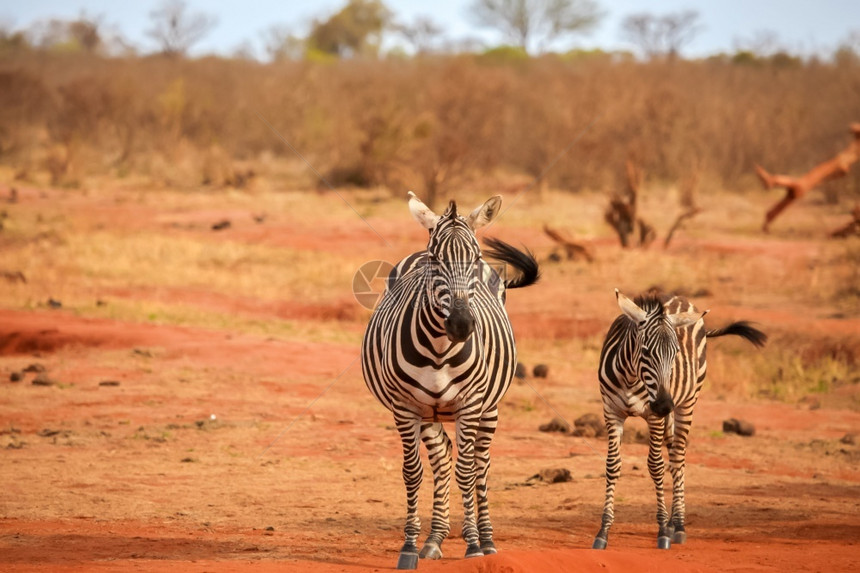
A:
650;387;674;418
444;298;474;343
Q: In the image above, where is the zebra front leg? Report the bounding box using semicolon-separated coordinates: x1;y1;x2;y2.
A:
593;414;624;549
647;415;671;549
395;414;423;570
668;409;693;544
418;423;452;560
455;412;483;558
475;408;499;555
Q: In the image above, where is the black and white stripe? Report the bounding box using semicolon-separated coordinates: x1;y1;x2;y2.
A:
592;290;766;550
362;193;538;569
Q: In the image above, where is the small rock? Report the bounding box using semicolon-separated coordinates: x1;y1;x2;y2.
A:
23;364;46;373
621;428;649;444
571;413;606;438
539;417;570;433
211;219;231;231
31;373;56;386
0;270;26;283
723;418;755;437
514;362;527;380
38;429;61;437
265;526;275;531
840;433;856;445
10;371;23;382
529;468;572;484
99;380;121;387
180;457;196;463
47;298;62;308
533;364;549;378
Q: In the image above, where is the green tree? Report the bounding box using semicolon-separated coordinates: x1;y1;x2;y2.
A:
307;0;392;58
27;13;105;54
469;0;603;54
262;24;305;61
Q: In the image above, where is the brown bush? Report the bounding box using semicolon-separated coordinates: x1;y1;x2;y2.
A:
1;52;859;197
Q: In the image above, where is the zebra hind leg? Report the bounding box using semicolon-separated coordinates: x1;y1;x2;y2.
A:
475;408;499;555
418;423;452;560
395;415;423;570
593;415;624;549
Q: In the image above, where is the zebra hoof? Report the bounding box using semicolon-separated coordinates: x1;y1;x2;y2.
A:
419;542;442;560
657;536;672;550
396;551;419;570
673;530;687;544
592;537;608;550
465;543;483;558
481;541;497;555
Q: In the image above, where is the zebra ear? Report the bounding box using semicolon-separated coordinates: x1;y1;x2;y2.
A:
616;289;647;324
668;309;709;328
408;191;440;231
467;195;502;231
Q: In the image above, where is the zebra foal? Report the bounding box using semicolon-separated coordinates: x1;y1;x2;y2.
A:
361;192;539;569
593;289;766;550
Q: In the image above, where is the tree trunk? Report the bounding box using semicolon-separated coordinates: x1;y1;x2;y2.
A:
757;123;860;232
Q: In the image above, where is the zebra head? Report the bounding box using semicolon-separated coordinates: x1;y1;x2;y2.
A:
616;289;706;417
408;191;502;343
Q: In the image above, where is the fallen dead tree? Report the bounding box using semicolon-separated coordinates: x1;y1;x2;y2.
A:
663;170;702;248
756;123;860;232
605;160;656;248
830;204;860;238
543;225;594;262
605;160;701;249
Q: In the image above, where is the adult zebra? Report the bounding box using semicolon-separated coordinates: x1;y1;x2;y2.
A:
362;192;539;569
593;289;766;550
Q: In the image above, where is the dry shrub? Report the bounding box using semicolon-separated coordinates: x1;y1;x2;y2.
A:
1;52;860;196
707;329;860;401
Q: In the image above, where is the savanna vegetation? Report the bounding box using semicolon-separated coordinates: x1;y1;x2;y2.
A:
1;1;859;208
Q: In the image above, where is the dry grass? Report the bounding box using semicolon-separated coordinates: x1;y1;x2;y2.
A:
2;54;859;203
1;180;857;408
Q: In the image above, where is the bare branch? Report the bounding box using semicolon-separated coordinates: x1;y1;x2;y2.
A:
757;123;860;232
543;224;594;262
146;0;217;57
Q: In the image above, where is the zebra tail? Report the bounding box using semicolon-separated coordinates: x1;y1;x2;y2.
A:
483;237;540;289
706;321;767;348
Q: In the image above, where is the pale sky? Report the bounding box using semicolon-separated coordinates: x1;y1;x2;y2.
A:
3;0;859;58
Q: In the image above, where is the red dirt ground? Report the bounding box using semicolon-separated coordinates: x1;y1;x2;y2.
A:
1;186;859;572
2;308;858;573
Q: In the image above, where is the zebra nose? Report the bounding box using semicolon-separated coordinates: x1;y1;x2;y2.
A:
445;299;474;343
650;388;674;417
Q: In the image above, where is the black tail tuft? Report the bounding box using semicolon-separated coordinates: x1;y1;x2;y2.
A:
706;321;767;348
483;237;540;290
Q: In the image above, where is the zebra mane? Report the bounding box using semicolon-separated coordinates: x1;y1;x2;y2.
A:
443;201;458;218
633;293;668;316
